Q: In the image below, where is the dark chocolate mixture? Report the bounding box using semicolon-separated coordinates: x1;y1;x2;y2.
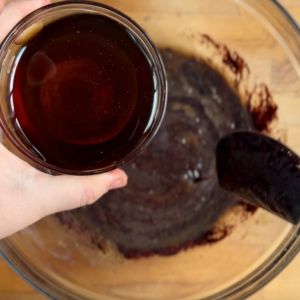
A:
57;49;256;257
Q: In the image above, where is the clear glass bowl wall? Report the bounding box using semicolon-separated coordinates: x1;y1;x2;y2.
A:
1;1;300;300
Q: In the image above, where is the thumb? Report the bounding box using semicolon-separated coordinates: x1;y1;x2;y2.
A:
33;169;127;216
0;139;127;239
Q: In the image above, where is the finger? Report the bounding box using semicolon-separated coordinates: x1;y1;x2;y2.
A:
0;143;127;238
30;168;128;216
0;0;50;41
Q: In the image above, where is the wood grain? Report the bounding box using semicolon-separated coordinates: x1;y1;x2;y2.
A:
0;0;300;300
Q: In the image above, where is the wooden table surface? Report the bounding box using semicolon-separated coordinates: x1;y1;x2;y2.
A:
0;0;300;299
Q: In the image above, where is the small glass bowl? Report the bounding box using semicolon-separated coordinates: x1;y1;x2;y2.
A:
0;0;167;175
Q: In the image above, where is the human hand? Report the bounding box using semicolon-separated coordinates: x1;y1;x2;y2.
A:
0;0;128;239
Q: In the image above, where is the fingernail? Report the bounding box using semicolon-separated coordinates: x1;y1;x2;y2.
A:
37;0;50;6
109;177;127;190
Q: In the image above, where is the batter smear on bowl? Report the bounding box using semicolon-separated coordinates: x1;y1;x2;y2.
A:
58;46;277;258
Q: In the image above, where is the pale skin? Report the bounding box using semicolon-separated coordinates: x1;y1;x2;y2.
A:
0;0;128;239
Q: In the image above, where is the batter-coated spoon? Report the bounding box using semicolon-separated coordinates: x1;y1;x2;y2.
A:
216;131;300;224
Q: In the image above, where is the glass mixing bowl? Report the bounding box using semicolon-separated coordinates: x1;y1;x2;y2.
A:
1;0;300;299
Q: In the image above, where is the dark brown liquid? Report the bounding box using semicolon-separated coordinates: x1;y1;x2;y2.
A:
58;49;254;258
10;14;155;170
57;36;276;258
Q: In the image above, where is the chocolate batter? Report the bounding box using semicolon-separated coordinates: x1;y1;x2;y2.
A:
58;49;254;257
